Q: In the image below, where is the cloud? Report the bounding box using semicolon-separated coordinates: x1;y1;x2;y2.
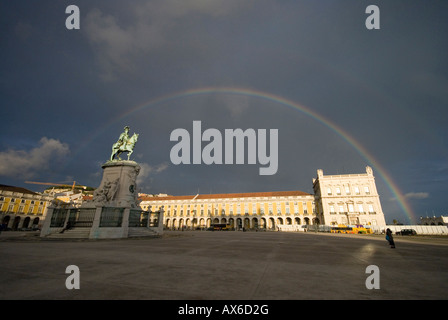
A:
389;192;430;202
217;94;250;119
404;192;430;200
136;162;169;185
0;137;70;179
83;0;250;80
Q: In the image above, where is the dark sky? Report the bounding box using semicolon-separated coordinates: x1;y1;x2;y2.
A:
1;0;447;224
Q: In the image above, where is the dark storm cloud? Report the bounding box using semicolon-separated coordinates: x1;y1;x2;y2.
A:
0;0;447;223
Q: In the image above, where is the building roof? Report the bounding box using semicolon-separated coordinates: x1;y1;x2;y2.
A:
140;190;312;202
0;184;38;195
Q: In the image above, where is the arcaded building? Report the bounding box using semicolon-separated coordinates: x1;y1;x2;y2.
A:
0;184;53;230
139;166;387;229
139;190;318;230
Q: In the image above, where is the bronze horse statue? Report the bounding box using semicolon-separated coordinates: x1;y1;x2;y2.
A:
110;133;139;161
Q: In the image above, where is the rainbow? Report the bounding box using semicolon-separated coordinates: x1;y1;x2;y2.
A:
75;87;415;223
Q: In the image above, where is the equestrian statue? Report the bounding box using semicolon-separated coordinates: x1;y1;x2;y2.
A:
110;126;139;161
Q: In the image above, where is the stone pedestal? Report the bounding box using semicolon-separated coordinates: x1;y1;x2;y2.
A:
39;206;55;237
93;160;141;209
40;159;163;239
87;160;140;239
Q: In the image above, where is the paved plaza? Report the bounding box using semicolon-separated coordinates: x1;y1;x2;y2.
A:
0;230;447;300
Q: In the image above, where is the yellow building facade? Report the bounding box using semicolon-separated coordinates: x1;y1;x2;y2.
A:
0;185;53;230
139;190;318;230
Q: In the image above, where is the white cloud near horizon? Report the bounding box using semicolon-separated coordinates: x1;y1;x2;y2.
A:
0;137;70;179
136;162;169;186
390;192;430;202
404;192;430;200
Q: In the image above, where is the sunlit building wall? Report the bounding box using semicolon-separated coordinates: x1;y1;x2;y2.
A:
140;191;318;230
312;166;387;226
0;185;53;230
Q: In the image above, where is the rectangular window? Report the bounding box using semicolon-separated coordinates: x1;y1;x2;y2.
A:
336;187;341;195
364;186;370;195
354;187;360;195
327;188;332;196
345;186;350;195
294;203;299;214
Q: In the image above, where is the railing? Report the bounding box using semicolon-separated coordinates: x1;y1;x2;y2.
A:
129;209;148;227
50;208;68;227
149;212;160;227
100;207;124;227
75;208;96;227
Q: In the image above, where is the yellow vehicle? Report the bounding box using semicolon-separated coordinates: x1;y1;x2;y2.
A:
352;225;372;234
331;225;353;234
331;225;372;234
209;223;231;231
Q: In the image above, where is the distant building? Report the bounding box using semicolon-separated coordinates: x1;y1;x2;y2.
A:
312;166;387;226
52;190;85;207
420;215;448;226
0;184;54;230
140;190;317;230
3;166;387;231
139;166;388;229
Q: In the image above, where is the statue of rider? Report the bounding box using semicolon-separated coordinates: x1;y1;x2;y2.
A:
116;126;130;149
111;125;138;161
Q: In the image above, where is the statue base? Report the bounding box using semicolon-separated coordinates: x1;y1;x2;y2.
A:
93;160;141;208
40;160;164;239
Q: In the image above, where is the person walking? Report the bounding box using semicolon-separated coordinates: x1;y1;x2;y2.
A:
386;228;396;248
60;221;73;234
